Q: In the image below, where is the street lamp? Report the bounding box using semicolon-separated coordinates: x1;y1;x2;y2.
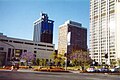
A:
64;52;67;71
92;61;95;66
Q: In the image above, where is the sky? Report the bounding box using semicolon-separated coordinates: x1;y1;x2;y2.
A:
0;0;90;49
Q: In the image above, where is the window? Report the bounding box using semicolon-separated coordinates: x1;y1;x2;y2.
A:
37;48;46;50
34;51;37;53
8;48;11;57
24;50;27;52
47;45;53;48
25;42;34;45
0;47;4;50
13;41;23;44
47;49;53;51
38;44;46;47
9;40;12;42
0;39;8;42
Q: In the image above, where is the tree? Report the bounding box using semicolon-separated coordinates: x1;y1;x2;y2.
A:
111;60;117;66
50;52;65;67
21;52;36;65
70;50;92;67
50;52;57;60
117;58;120;66
36;58;40;66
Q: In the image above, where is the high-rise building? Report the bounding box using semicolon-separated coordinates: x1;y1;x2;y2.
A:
33;13;54;43
89;0;120;65
58;20;87;55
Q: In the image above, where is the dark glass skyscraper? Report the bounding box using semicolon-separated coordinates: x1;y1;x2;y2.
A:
33;13;54;43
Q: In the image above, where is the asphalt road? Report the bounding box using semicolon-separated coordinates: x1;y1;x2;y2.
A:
0;71;120;80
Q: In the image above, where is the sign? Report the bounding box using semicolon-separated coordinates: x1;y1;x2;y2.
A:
67;32;71;45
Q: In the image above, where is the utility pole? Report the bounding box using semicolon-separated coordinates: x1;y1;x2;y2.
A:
64;50;68;71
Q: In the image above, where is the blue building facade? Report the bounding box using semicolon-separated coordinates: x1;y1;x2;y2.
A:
33;13;54;43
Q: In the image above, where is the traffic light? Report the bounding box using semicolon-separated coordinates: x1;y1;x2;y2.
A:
64;53;67;57
105;53;108;58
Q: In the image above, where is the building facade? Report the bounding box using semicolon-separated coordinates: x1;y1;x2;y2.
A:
0;33;55;65
58;20;87;55
89;0;120;65
33;13;54;43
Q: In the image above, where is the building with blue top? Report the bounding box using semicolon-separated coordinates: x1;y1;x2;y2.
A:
33;13;54;43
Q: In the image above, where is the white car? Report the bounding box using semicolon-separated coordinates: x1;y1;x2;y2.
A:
110;66;120;72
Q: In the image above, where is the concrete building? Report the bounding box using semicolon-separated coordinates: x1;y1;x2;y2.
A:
0;33;55;65
89;0;120;65
58;20;87;55
33;13;54;43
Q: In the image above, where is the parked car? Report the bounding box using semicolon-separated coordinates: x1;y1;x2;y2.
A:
86;66;98;72
110;66;120;72
110;68;118;72
98;67;110;73
115;66;120;72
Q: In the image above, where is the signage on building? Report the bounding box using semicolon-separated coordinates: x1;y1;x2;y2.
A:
67;32;71;45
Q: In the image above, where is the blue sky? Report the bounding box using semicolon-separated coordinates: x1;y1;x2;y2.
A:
0;0;90;49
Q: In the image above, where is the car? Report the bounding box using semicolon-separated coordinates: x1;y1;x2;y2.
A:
110;66;120;72
86;66;97;72
110;68;118;72
115;66;120;72
98;67;110;73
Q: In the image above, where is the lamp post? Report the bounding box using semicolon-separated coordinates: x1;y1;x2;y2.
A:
64;52;68;71
92;60;95;66
65;57;67;71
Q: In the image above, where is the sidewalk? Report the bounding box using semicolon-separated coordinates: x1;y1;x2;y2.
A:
0;68;81;73
17;69;36;72
69;70;80;73
0;68;36;72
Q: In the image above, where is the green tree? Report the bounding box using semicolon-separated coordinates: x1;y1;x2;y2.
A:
111;60;117;66
117;58;120;66
71;59;78;67
39;59;43;66
50;52;57;60
43;59;47;66
36;58;40;66
50;52;65;67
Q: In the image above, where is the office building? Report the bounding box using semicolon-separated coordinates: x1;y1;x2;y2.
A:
58;20;87;55
89;0;120;65
0;33;55;65
33;13;54;43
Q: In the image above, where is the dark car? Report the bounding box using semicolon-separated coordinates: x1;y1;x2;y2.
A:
98;67;110;73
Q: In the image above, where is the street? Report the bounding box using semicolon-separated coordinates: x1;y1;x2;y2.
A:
0;70;120;80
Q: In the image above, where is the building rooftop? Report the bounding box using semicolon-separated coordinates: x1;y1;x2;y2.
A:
65;20;82;27
59;20;87;29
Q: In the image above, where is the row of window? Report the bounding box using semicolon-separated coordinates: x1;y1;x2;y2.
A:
34;48;53;51
0;39;54;48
